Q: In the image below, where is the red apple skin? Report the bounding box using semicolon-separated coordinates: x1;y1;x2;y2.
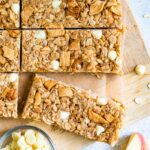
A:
136;133;149;150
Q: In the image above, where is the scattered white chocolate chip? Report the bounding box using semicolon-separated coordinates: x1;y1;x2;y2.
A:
34;30;46;39
134;97;143;104
135;65;146;75
11;3;20;14
147;83;150;89
60;111;70;121
52;0;62;9
143;14;150;18
9;73;18;82
96;125;105;136
91;30;102;39
108;50;117;61
51;60;60;70
97;97;108;105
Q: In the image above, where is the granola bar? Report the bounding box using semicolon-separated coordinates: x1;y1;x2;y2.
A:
0;0;20;29
22;29;122;74
0;73;18;118
22;0;122;28
0;30;20;72
22;74;124;144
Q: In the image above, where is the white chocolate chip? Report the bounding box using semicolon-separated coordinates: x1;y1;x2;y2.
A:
11;3;20;14
35;30;46;39
24;130;36;146
96;125;105;136
12;132;21;141
135;65;146;75
143;14;150;18
91;30;102;40
17;136;28;149
97;97;108;105
60;111;70;121
108;50;117;61
134;97;143;104
147;83;150;89
9;73;18;82
51;60;60;70
52;0;62;9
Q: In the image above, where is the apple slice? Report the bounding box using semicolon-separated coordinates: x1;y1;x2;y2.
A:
126;133;148;150
136;133;148;150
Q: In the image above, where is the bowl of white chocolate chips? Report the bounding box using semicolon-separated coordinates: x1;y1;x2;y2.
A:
0;125;55;150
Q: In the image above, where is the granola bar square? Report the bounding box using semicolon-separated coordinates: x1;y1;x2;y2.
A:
22;0;122;28
0;73;18;118
22;74;124;144
22;29;122;74
0;30;20;72
0;0;20;29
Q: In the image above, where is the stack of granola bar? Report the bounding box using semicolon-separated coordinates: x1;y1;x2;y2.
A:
0;0;124;145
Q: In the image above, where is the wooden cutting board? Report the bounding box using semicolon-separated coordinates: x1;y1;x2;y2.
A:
0;0;150;150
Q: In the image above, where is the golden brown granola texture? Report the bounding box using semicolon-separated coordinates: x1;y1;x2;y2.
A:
22;0;122;28
0;73;18;118
0;30;20;72
0;0;20;29
22;74;124;144
22;29;122;73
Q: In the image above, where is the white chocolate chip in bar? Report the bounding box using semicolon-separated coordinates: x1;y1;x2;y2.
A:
60;111;70;121
51;60;60;70
52;0;62;9
97;97;108;106
11;3;20;15
108;50;117;61
34;30;47;39
91;30;102;40
9;73;18;82
96;125;105;136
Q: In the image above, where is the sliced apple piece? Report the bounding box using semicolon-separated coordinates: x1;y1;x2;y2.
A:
126;133;148;150
136;133;148;150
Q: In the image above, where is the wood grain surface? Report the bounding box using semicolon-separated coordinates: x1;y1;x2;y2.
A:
0;0;150;150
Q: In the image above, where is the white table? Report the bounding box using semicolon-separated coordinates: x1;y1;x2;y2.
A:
84;1;150;149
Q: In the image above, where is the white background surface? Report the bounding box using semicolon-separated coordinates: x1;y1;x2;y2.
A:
84;0;150;149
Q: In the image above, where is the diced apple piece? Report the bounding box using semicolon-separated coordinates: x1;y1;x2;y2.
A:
137;133;149;150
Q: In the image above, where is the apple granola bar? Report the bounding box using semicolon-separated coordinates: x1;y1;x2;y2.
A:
22;29;122;74
0;73;18;118
22;74;124;144
0;30;20;72
0;0;20;29
22;0;122;28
